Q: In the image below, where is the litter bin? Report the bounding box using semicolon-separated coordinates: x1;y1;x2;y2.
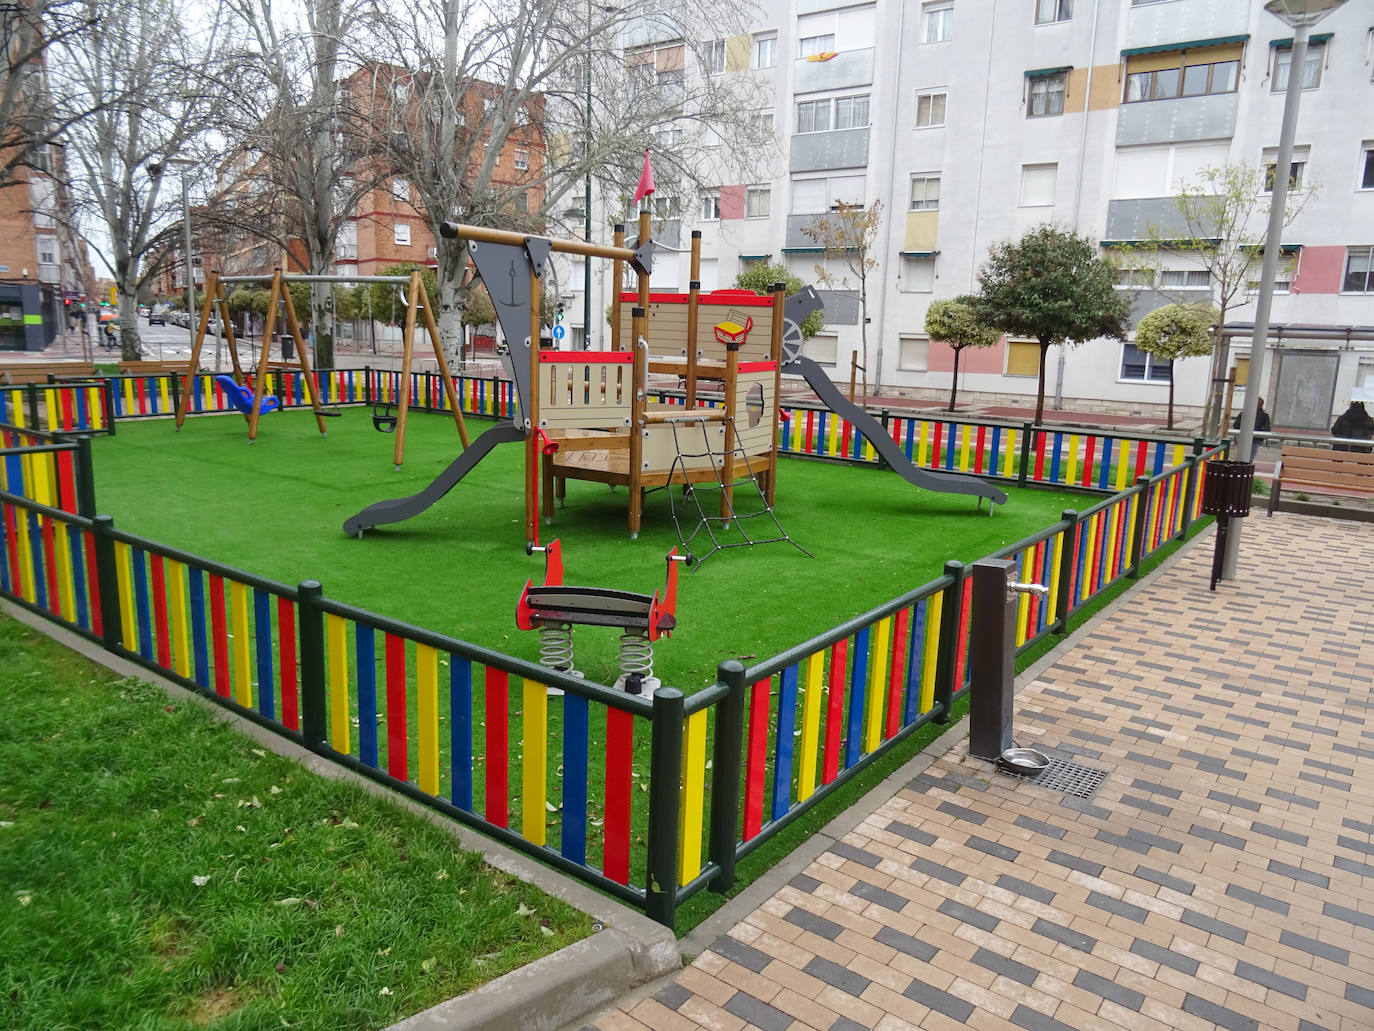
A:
1201;460;1254;589
281;333;294;361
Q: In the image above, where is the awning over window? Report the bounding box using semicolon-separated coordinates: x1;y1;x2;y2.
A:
898;250;939;258
739;254;772;260
1268;32;1333;48
1120;34;1249;57
1239;243;1304;254
1025;66;1072;79
780;246;825;254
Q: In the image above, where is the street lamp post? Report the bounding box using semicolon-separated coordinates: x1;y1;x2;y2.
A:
1222;0;1347;579
583;3;593;348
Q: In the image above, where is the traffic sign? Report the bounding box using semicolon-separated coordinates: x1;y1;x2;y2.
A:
552;325;566;341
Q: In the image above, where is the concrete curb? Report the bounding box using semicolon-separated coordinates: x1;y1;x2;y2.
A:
0;598;680;1031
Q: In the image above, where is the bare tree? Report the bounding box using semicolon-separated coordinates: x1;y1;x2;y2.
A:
1130;163;1313;438
52;0;228;359
0;1;99;191
361;0;771;366
801;201;882;398
211;0;378;370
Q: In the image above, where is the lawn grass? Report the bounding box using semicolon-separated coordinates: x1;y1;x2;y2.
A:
91;409;1094;691
0;615;591;1031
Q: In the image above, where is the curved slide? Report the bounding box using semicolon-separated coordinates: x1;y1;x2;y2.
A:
343;422;526;536
783;356;1008;508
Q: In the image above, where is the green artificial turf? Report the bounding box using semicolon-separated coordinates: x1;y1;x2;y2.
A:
91;409;1093;691
0;616;590;1031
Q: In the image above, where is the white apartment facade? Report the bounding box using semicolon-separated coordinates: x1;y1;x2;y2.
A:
566;0;1374;430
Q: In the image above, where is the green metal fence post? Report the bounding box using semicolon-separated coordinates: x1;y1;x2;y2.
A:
25;383;40;428
933;560;964;723
91;514;122;653
102;378;116;436
1177;456;1199;541
877;409;890;470
645;686;685;928
1128;476;1151;578
707;661;747;893
1054;510;1078;633
297;580;327;751
74;436;97;518
1017;422;1034;487
168;371;180;416
363;366;372;406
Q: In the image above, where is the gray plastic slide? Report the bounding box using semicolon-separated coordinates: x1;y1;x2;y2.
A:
343;422;526;536
783;355;1008;507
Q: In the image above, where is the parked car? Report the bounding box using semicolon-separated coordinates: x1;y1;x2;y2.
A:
148;309;166;326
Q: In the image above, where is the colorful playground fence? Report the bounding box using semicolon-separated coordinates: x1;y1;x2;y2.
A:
0;377;1228;926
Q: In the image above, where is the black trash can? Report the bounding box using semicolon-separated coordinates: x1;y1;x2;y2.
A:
1201;460;1254;589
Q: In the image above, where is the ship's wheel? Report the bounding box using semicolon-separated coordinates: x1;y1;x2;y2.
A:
781;318;805;365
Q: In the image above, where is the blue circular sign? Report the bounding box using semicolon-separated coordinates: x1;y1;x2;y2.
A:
552;325;566;341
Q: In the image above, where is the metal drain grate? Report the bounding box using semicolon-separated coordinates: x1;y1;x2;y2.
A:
1031;758;1108;798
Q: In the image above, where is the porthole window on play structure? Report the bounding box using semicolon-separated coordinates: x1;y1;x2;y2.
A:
747;383;764;427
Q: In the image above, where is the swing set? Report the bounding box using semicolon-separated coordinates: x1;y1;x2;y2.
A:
173;268;470;468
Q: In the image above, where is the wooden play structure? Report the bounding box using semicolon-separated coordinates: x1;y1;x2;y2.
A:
174;269;469;467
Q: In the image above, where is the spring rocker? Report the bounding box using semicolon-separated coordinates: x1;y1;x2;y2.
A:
516;538;685;695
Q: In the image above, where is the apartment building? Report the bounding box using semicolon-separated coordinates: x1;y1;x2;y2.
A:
569;0;1374;428
0;144;93;351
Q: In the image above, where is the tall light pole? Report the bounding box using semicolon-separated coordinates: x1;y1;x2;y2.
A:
583;0;593;348
1222;0;1347;578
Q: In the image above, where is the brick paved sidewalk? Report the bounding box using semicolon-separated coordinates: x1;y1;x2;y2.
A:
577;513;1374;1031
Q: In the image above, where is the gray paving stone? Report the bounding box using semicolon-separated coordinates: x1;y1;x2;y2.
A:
1342;816;1374;836
1086;890;1149;923
848;878;908;915
936;800;988;825
1266;787;1321;810
1189;824;1249;850
1032;918;1095;953
802;956;870;998
1046;849;1104;878
1250;821;1309;847
1010;1004;1077;1031
1182;992;1259;1031
996;873;1055;905
1120;793;1172;818
828;1019;868;1031
937;898;999;933
1299;770;1352;791
1322;902;1374;932
1073;968;1144;1011
1180;909;1247;944
875;925;938;963
1269;859;1331;889
653;983;693;1010
1347;983;1374;1011
965;834;1019;862
723;990;794;1031
1334;855;1374;878
712;934;774;973
885;819;937;846
1094;830;1151;855
788;872;822;894
1206;789;1261;811
1224;883;1289;917
1124;827;1183;853
783;906;844;941
909;854;967;887
1233;960;1307;1001
1130;777;1181;800
1134;865;1195;896
1337;834;1374;857
1013;814;1067;840
830;840;882;869
902;978;975;1021
1131;938;1199;975
971;946;1038;986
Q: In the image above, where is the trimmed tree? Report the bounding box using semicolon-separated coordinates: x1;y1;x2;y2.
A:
800;201;882;395
923;295;999;411
733;262;823;339
1133;303;1217;430
976;225;1130;425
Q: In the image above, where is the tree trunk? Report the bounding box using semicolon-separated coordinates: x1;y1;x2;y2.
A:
117;282;140;362
949;345;961;411
435;236;468;373
1034;340;1050;425
1203;302;1229;439
310;281;333;370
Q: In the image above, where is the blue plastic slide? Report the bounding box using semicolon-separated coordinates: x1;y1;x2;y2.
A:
214;374;280;415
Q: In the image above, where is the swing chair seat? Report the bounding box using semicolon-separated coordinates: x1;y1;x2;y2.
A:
372;404;398;433
318;409;343;418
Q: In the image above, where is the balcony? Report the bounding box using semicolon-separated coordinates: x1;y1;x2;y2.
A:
789;128;870;174
37;263;60;284
1115;92;1238;146
793;48;874;95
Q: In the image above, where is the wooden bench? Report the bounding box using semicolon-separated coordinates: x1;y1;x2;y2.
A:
0;362;97;385
1267;445;1374;515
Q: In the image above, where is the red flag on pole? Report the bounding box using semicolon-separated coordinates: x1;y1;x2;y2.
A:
633;148;655;206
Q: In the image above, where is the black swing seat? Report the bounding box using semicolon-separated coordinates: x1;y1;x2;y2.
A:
318;408;343;418
523;586;675;633
371;404;397;432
